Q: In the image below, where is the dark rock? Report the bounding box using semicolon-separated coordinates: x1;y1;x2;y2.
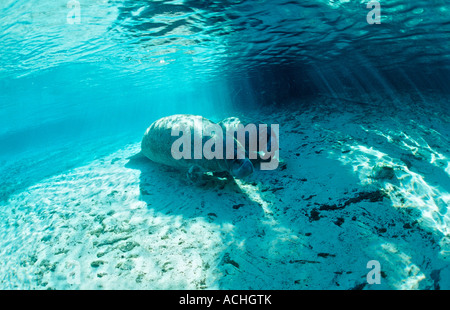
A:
377;227;387;234
317;253;336;258
309;208;321;221
342;190;387;207
91;260;105;268
270;187;284;193
303;194;316;201
319;204;343;211
371;165;396;180
221;253;239;269
334;217;345;227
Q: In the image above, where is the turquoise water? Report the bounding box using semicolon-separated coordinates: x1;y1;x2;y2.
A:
0;0;449;289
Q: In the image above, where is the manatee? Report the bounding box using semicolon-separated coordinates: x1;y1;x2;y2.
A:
141;114;254;183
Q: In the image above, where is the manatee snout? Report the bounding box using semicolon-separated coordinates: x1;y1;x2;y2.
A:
229;158;254;178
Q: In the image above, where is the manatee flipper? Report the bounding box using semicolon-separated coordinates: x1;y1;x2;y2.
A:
212;171;232;179
127;151;147;161
187;165;205;185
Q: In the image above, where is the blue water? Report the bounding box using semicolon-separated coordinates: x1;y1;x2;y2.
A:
0;0;449;289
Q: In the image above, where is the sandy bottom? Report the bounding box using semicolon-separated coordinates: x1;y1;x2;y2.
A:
1;92;449;289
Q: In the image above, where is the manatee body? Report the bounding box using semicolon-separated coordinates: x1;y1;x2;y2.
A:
141;114;254;179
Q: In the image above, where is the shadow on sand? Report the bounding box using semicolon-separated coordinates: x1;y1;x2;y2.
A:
124;152;264;220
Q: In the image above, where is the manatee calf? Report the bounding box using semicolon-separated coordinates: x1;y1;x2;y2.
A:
141;114;254;183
